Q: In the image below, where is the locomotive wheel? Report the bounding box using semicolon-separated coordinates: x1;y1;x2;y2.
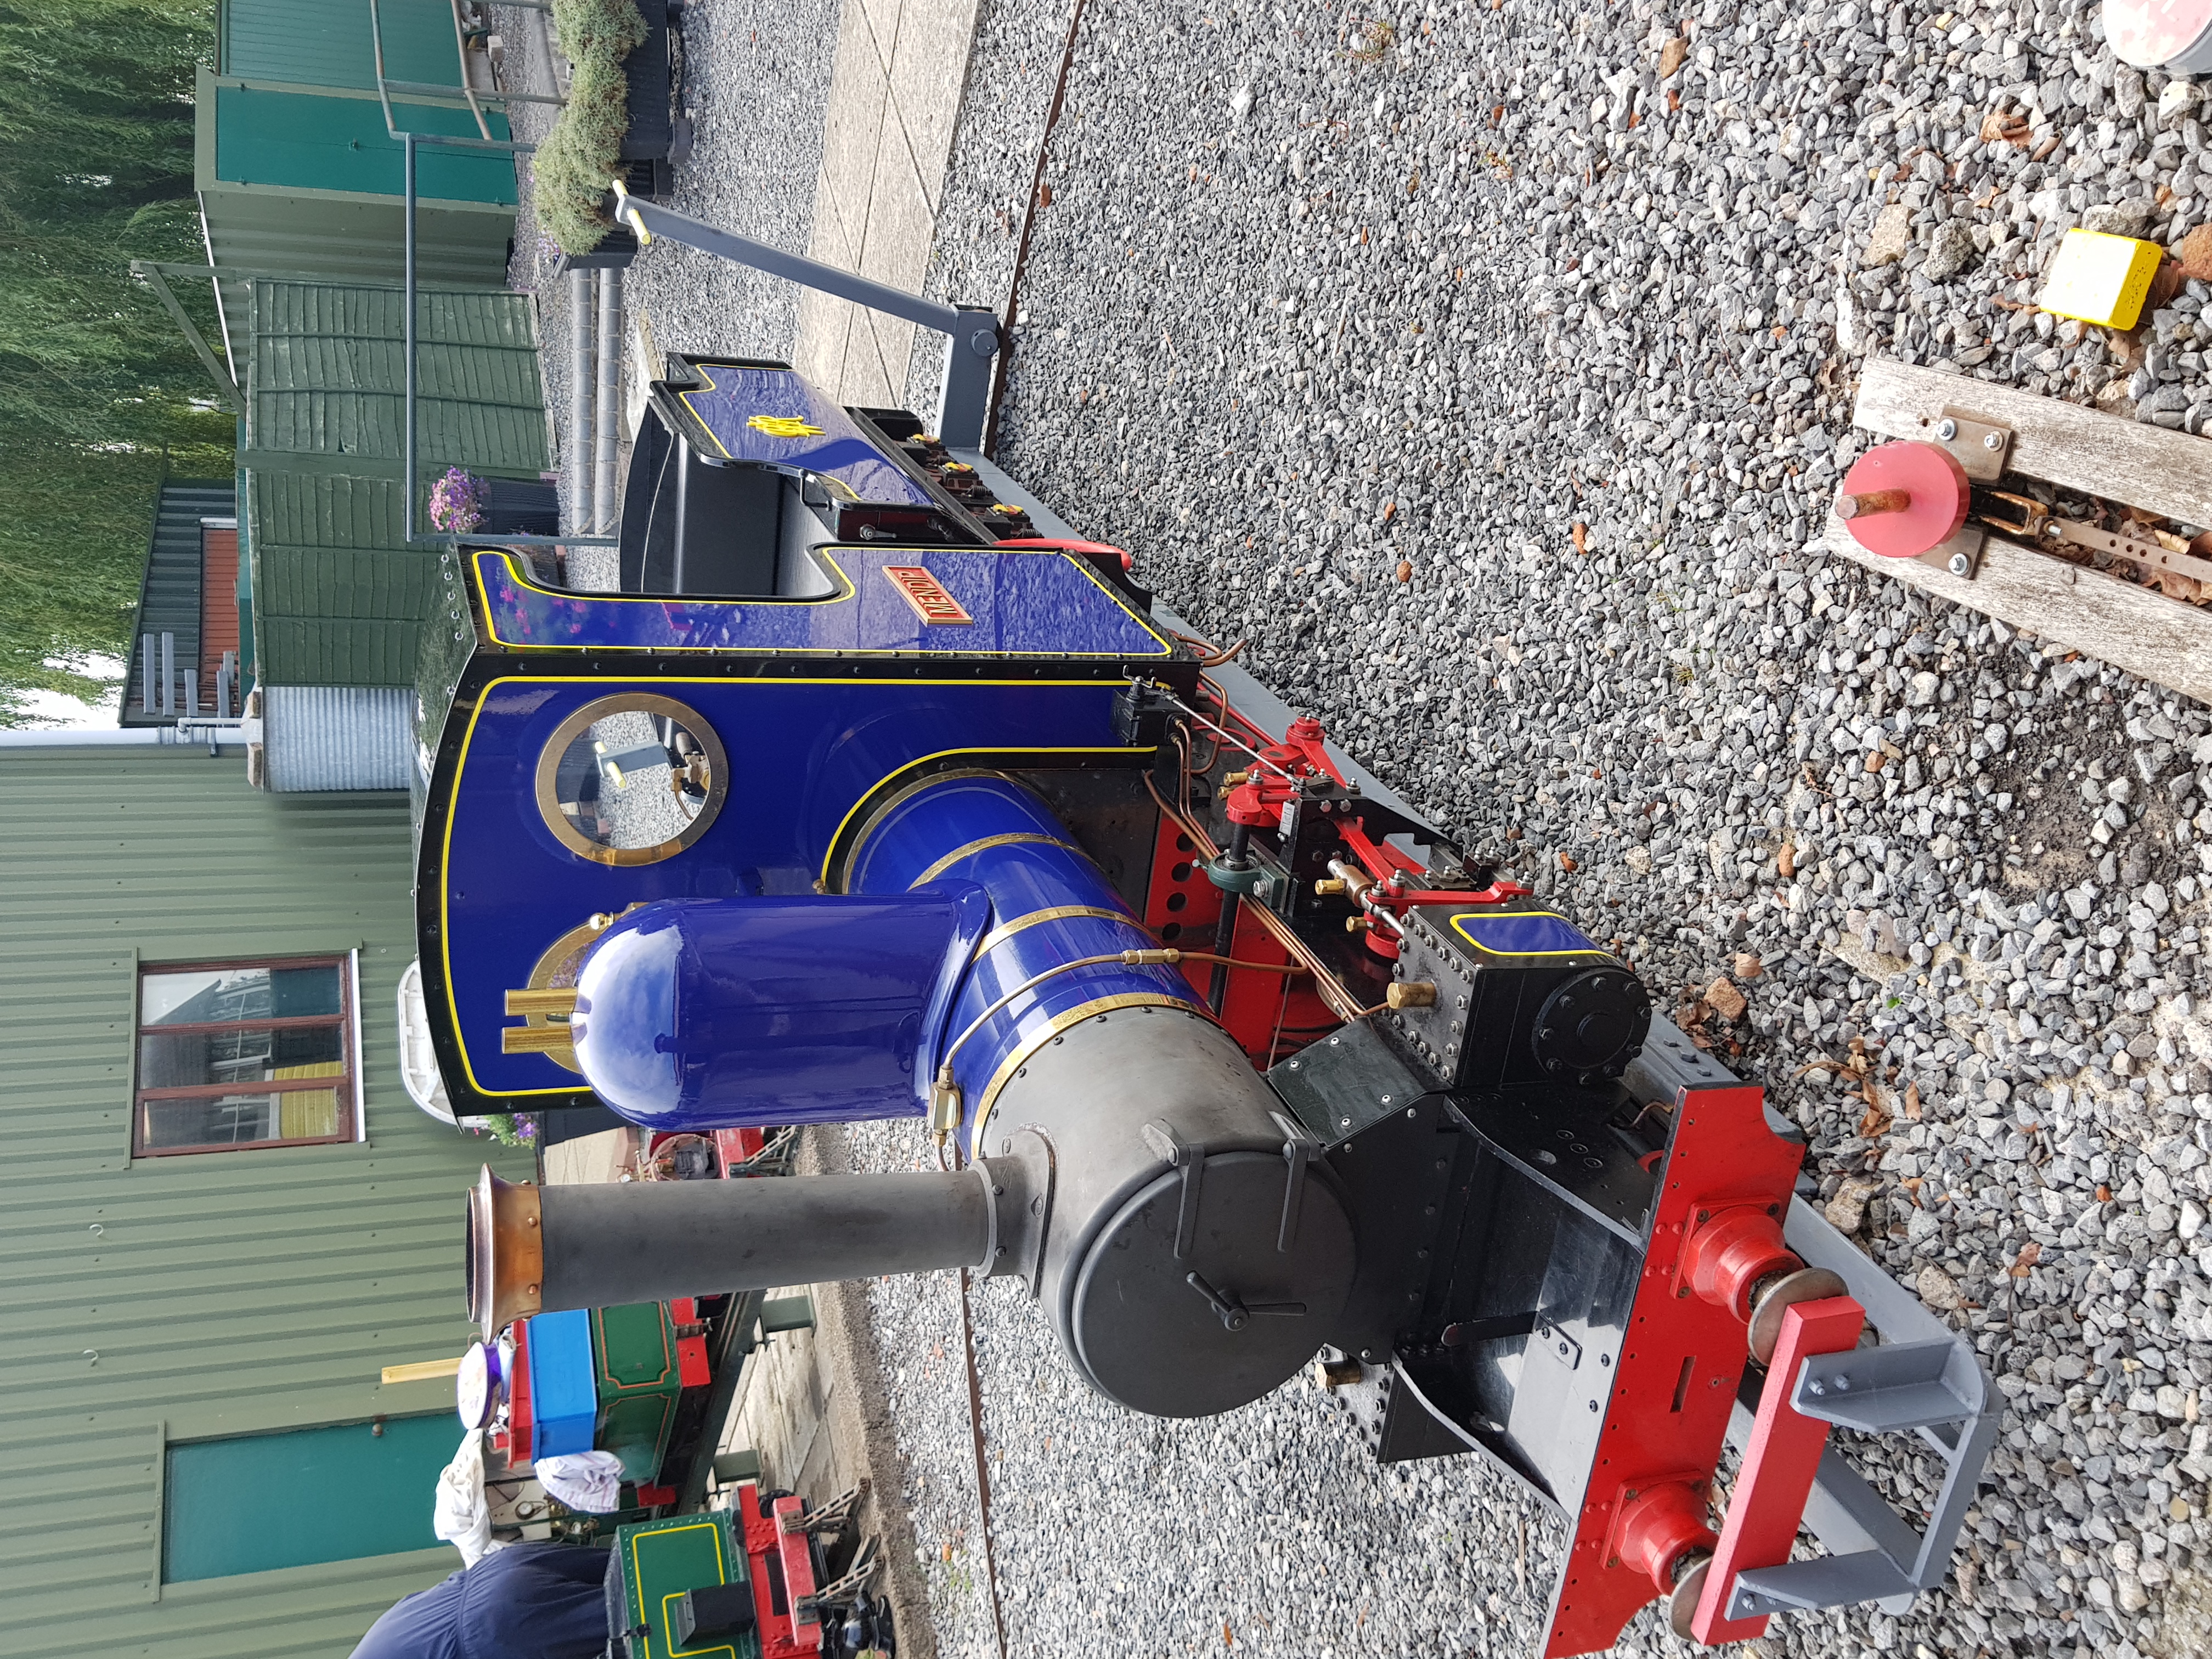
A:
1746;1265;1850;1364
1667;1552;1713;1639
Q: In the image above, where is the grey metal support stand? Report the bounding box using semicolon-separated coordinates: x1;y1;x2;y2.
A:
568;268;594;534
610;185;1002;449
594;268;623;534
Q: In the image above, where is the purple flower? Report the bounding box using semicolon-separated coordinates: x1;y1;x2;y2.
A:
430;467;489;533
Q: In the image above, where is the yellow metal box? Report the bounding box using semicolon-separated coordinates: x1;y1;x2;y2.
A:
2037;228;2166;331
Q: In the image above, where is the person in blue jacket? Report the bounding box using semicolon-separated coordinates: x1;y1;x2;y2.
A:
350;1543;612;1659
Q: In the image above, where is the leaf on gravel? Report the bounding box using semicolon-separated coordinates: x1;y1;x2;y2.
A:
1571;521;1589;554
1395;558;1413;583
1558;852;1577;872
1407;170;1421;196
1859;1098;1893;1138
2010;1241;2042;1277
1904;1081;1922;1120
1733;951;1763;980
1978;109;2030;146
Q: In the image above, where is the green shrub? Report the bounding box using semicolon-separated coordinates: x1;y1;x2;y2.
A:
535;0;649;254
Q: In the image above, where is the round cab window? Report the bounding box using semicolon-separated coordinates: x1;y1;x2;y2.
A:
534;695;728;865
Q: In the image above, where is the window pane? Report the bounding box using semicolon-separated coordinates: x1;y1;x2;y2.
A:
545;706;718;853
139;1024;342;1088
142;963;340;1026
143;1094;284;1148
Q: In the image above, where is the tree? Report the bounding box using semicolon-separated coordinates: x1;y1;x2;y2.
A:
0;1;232;725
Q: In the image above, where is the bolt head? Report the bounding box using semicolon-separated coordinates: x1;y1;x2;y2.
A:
1982;431;2004;449
1935;417;1958;439
1948;552;1971;577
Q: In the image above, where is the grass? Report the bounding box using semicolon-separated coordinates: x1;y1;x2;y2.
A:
535;0;650;253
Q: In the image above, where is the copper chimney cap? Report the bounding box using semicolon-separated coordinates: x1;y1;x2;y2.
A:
465;1166;544;1339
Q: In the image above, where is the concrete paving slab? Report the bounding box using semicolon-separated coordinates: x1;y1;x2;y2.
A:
791;0;982;408
884;0;980;207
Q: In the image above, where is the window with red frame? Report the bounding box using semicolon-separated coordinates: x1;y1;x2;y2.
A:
134;958;355;1155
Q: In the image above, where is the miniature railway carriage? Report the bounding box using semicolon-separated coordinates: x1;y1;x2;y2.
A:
418;357;1998;1655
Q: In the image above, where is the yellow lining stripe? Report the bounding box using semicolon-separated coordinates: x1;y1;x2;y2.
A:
969;994;1202;1150
907;833;1076;890
441;676;1140;1099
972;905;1141;957
821;747;1150;889
1447;910;1616;960
470;540;1175;658
627;1521;732;1659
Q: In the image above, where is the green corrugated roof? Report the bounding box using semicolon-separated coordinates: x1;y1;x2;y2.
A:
0;745;529;1657
242;281;548;687
221;0;470;94
246;282;547;478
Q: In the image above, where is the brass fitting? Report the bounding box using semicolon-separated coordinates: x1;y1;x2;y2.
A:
1223;770;1250;786
928;1065;964;1147
501;1024;576;1054
1313;877;1347;896
1386;981;1438;1009
505;986;578;1016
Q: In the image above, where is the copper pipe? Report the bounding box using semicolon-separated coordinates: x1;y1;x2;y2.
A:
1143;773;1369;1023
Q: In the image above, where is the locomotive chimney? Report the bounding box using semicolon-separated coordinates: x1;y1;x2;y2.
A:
465;1165;1014;1338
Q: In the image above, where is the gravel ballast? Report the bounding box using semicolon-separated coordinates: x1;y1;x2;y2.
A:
844;2;2212;1657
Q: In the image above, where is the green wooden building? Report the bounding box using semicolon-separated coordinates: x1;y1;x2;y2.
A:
240;278;551;695
199;0;519;356
0;738;529;1658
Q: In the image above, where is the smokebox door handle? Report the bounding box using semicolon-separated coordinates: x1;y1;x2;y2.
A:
1143;1119;1206;1260
1271;1111;1319;1254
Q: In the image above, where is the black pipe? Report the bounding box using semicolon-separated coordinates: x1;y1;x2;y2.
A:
1207;822;1251;1013
535;1171;992;1312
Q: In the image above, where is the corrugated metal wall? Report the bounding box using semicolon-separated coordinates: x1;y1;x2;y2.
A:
262;687;416;791
0;746;529;1658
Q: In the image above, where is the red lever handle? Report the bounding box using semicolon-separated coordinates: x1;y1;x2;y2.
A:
1690;1295;1866;1644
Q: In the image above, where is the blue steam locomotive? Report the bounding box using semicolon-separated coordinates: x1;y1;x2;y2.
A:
417;354;1996;1655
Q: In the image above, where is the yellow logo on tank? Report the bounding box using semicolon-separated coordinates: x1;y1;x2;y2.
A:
746;414;825;439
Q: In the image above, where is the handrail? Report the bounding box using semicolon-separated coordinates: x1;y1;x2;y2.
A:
402;132;616;550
